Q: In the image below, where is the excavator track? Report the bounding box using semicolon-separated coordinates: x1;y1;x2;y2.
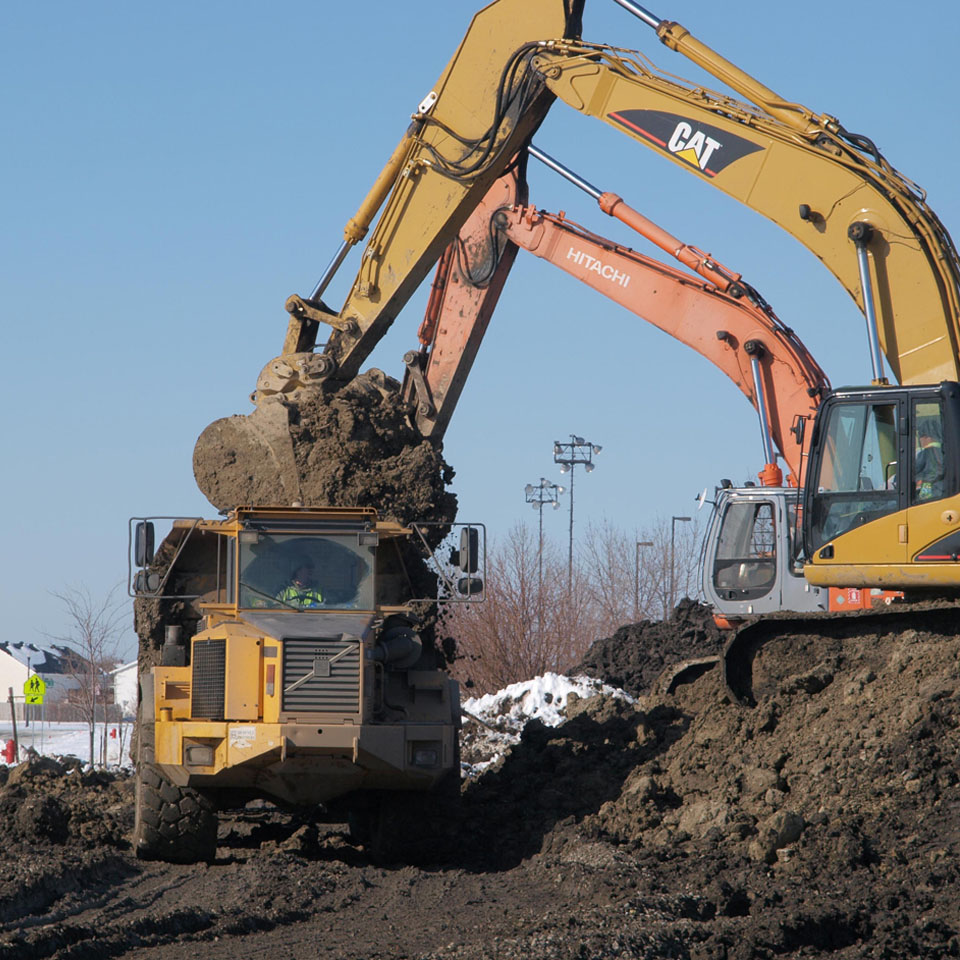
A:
721;602;960;707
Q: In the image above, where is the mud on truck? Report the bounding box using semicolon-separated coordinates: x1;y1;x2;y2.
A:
129;505;482;864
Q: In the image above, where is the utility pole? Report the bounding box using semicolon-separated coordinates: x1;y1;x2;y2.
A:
553;435;601;588
670;515;692;617
524;478;562;594
635;540;654;620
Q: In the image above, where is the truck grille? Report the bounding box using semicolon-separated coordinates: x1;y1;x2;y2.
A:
282;637;361;715
191;638;226;720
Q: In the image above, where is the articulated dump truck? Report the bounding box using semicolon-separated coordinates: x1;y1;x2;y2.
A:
129;505;482;864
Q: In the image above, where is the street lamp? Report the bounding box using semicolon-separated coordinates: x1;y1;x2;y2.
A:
525;477;563;591
635;540;654;621
670;516;692;617
553;435;601;586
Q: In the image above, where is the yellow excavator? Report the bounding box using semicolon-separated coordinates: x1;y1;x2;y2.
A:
155;2;960;857
198;0;960;592
226;0;957;702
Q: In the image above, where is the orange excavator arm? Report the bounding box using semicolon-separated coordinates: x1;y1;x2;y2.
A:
403;152;830;487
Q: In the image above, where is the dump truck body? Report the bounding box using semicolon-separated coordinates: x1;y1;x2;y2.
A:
131;505;478;861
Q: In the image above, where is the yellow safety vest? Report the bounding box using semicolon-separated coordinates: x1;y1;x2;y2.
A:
276;585;324;608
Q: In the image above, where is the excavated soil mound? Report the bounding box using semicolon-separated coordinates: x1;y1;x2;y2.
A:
444;615;960;956
0;757;134;932
193;369;457;524
4;617;960;957
574;597;725;696
0;756;132;850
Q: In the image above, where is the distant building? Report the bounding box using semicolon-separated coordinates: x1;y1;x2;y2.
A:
0;641;83;719
111;662;138;720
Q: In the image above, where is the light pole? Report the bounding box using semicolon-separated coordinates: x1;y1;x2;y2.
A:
525;477;563;592
670;515;692;617
553;435;601;587
635;540;654;621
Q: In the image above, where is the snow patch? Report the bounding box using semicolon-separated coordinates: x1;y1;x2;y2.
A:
460;672;632;778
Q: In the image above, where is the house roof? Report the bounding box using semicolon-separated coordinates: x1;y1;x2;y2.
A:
0;641;83;675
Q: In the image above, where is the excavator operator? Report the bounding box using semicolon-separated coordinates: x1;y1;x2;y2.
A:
276;561;324;609
915;416;945;503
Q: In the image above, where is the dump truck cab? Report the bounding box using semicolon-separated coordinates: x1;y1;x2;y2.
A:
130;505;478;863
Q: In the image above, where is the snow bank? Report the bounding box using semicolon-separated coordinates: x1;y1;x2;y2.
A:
460;672;632;777
0;721;134;769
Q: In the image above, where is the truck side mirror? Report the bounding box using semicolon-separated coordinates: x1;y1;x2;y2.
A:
458;527;479;574
135;522;155;567
133;570;161;594
457;576;483;596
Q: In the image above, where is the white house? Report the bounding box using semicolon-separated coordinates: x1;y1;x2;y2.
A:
0;641;82;718
110;662;138;720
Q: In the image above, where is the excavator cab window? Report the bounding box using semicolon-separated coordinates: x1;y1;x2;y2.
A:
786;500;806;574
911;400;946;504
712;500;777;600
807;400;901;550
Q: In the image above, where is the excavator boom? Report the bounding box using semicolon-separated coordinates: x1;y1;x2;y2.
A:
406;158;829;487
533;36;960;384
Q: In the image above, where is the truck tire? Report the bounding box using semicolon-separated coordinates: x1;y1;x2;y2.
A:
367;741;462;865
132;722;217;864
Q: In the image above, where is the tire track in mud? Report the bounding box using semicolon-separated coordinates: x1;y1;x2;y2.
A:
0;841;323;959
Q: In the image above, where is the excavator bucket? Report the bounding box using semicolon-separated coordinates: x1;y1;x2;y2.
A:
193;369;412;512
194;400;303;512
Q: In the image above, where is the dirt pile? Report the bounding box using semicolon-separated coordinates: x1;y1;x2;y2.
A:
0;756;132;850
193;369;457;523
574;597;725;696
451;612;960;956
0;757;133;934
7;613;960;957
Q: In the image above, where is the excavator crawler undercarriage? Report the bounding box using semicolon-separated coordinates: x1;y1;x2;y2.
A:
720;603;960;707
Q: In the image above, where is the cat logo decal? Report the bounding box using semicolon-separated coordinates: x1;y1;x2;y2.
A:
608;110;763;177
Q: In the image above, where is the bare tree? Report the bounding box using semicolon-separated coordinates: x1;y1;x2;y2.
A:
444;514;706;695
629;515;704;620
444;524;602;694
47;584;126;766
580;519;641;629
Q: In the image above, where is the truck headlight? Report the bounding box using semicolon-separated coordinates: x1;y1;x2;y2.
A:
184;742;216;766
411;741;441;767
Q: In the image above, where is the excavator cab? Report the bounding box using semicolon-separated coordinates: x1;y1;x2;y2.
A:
701;484;826;622
803;382;960;588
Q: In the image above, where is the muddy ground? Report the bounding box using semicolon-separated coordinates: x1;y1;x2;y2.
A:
3;602;960;959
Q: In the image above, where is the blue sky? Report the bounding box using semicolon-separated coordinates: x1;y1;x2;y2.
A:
2;1;957;661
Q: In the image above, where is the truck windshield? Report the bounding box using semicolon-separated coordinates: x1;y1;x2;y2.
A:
238;532;374;611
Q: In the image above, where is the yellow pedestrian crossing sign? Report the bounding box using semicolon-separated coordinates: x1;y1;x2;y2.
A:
24;676;45;705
